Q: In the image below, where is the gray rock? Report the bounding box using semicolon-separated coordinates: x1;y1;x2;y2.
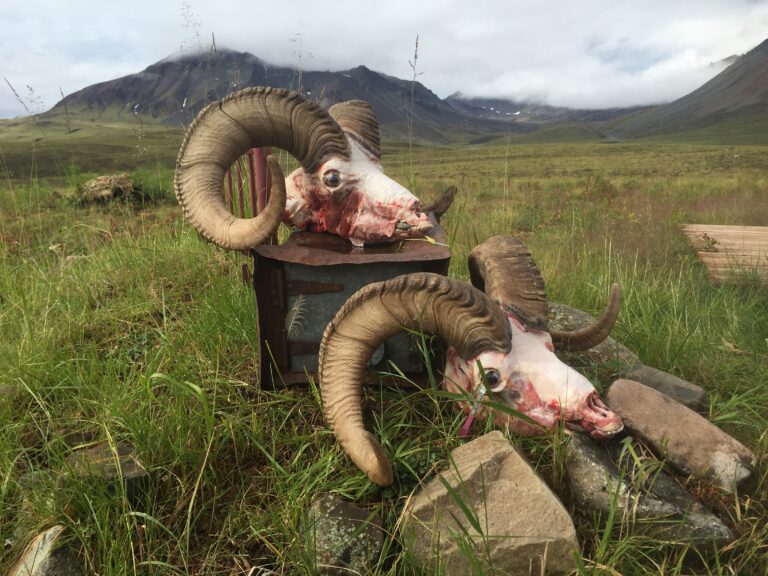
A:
549;303;640;383
402;431;578;575
566;434;733;546
607;380;754;491
9;526;83;576
61;441;147;504
305;495;385;575
623;364;706;411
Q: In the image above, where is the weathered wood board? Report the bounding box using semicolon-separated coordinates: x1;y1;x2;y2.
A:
683;224;768;283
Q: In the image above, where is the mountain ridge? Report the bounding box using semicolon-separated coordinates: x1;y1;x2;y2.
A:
608;39;768;138
8;39;768;147
53;48;534;142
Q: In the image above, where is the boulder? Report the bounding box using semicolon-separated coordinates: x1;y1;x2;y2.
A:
623;364;706;411
305;495;385;575
566;434;733;547
606;380;754;491
402;431;578;575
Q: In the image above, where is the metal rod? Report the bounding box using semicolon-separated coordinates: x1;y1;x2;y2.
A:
247;149;258;216
236;157;245;218
254;148;266;212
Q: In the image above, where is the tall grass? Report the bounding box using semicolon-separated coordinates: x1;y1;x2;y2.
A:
1;142;766;574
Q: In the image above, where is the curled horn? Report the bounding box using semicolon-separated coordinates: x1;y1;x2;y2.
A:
549;283;620;351
328;100;381;159
468;235;619;351
468;236;550;330
319;273;512;486
175;87;350;250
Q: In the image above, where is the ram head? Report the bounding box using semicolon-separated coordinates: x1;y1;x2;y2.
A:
319;235;622;486
175;87;431;248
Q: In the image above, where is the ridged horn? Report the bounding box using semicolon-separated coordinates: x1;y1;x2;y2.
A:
550;283;620;351
468;235;620;351
468;235;550;330
319;273;512;486
175;87;350;250
328;100;381;159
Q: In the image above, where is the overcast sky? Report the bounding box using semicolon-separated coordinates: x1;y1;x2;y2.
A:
1;0;767;119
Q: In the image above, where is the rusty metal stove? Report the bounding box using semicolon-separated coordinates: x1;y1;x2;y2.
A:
251;220;450;385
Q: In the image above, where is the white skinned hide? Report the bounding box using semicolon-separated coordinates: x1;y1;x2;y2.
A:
283;140;432;246
443;312;624;438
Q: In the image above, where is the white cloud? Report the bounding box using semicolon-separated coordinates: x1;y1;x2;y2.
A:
1;0;766;118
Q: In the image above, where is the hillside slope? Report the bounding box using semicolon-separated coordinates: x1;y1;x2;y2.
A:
610;39;768;140
445;93;646;124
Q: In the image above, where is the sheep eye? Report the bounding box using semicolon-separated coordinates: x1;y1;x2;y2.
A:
322;170;341;189
483;369;501;389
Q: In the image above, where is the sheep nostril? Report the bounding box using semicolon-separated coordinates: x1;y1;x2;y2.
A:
587;392;610;416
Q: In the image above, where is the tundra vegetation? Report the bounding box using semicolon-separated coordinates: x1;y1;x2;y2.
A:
0;136;767;574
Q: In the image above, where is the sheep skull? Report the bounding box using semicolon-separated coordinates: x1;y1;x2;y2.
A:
318;236;623;486
175;88;431;250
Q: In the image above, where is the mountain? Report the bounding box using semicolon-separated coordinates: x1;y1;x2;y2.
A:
445;94;647;124
53;48;532;142
5;36;767;172
609;39;768;140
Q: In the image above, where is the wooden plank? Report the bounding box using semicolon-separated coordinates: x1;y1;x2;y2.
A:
690;240;768;248
689;243;768;254
698;253;765;268
683;225;767;234
691;253;768;260
683;224;768;285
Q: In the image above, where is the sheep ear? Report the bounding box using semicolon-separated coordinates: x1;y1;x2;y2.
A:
328;100;381;159
422;186;457;223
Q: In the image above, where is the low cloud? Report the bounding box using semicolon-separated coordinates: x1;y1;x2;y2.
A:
1;0;766;118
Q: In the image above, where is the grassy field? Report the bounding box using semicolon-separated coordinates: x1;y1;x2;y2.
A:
1;138;767;574
0;109;183;179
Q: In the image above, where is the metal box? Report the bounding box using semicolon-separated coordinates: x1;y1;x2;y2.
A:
251;222;451;385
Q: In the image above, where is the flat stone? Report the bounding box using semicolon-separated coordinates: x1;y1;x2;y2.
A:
305;495;384;575
549;303;640;384
9;526;83;576
566;434;733;547
402;431;578;575
61;441;147;504
607;380;754;491
624;364;706;411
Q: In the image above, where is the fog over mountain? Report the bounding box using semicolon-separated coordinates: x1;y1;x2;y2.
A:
2;0;767;119
44;35;768;144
